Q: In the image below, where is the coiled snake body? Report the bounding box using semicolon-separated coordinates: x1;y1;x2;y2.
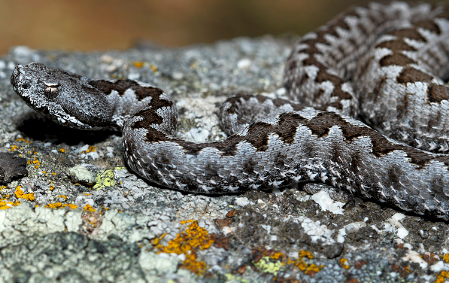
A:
10;2;449;220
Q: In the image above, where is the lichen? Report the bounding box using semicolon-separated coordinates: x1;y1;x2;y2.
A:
435;270;449;283
154;220;214;276
15;186;35;201
93;169;116;190
44;202;78;209
339;258;350;269
83;204;96;212
254;256;284;275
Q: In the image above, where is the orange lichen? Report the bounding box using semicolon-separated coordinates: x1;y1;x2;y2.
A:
436;270;449;283
15;186;35;201
59;148;65;153
149;64;158;72
0;187;30;209
82;146;97;153
9;145;18;152
0;199;20;210
44;202;63;209
44;202;78;209
286;250;324;276
443;253;449;264
132;61;144;68
41;171;57;177
299;250;313;259
28;156;41;169
339;258;350;269
270;252;285;260
83;204;96;212
154;220;214;275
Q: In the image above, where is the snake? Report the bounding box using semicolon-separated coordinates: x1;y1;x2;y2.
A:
9;2;449;220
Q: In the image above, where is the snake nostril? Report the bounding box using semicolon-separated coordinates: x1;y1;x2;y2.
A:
22;83;30;89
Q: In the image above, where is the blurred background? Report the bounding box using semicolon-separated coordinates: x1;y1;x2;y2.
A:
1;0;447;55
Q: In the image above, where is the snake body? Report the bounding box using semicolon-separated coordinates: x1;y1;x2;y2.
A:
10;2;449;220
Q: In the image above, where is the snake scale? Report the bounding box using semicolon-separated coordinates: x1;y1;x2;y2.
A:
9;2;449;220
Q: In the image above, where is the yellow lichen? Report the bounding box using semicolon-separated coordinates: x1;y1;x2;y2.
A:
154;220;214;275
224;273;248;283
93;170;116;190
254;256;284;275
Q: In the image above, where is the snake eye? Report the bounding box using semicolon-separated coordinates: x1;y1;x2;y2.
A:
43;83;59;99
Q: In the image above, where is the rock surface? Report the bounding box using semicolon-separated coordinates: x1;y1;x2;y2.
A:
0;38;448;282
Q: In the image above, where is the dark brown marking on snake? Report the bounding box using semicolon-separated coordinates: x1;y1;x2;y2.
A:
415;20;442;35
277;113;304;143
357;22;371;37
132;99;173;128
390;28;427;42
397;67;433;84
379;53;416;67
376;39;416;51
427;84;449;103
428;109;442;129
89;80;139;95
356;55;375;81
89;80;164;101
371;76;387;99
426;49;441;67
304;112;449;168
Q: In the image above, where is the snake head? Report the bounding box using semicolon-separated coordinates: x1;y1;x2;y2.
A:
11;62;114;130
